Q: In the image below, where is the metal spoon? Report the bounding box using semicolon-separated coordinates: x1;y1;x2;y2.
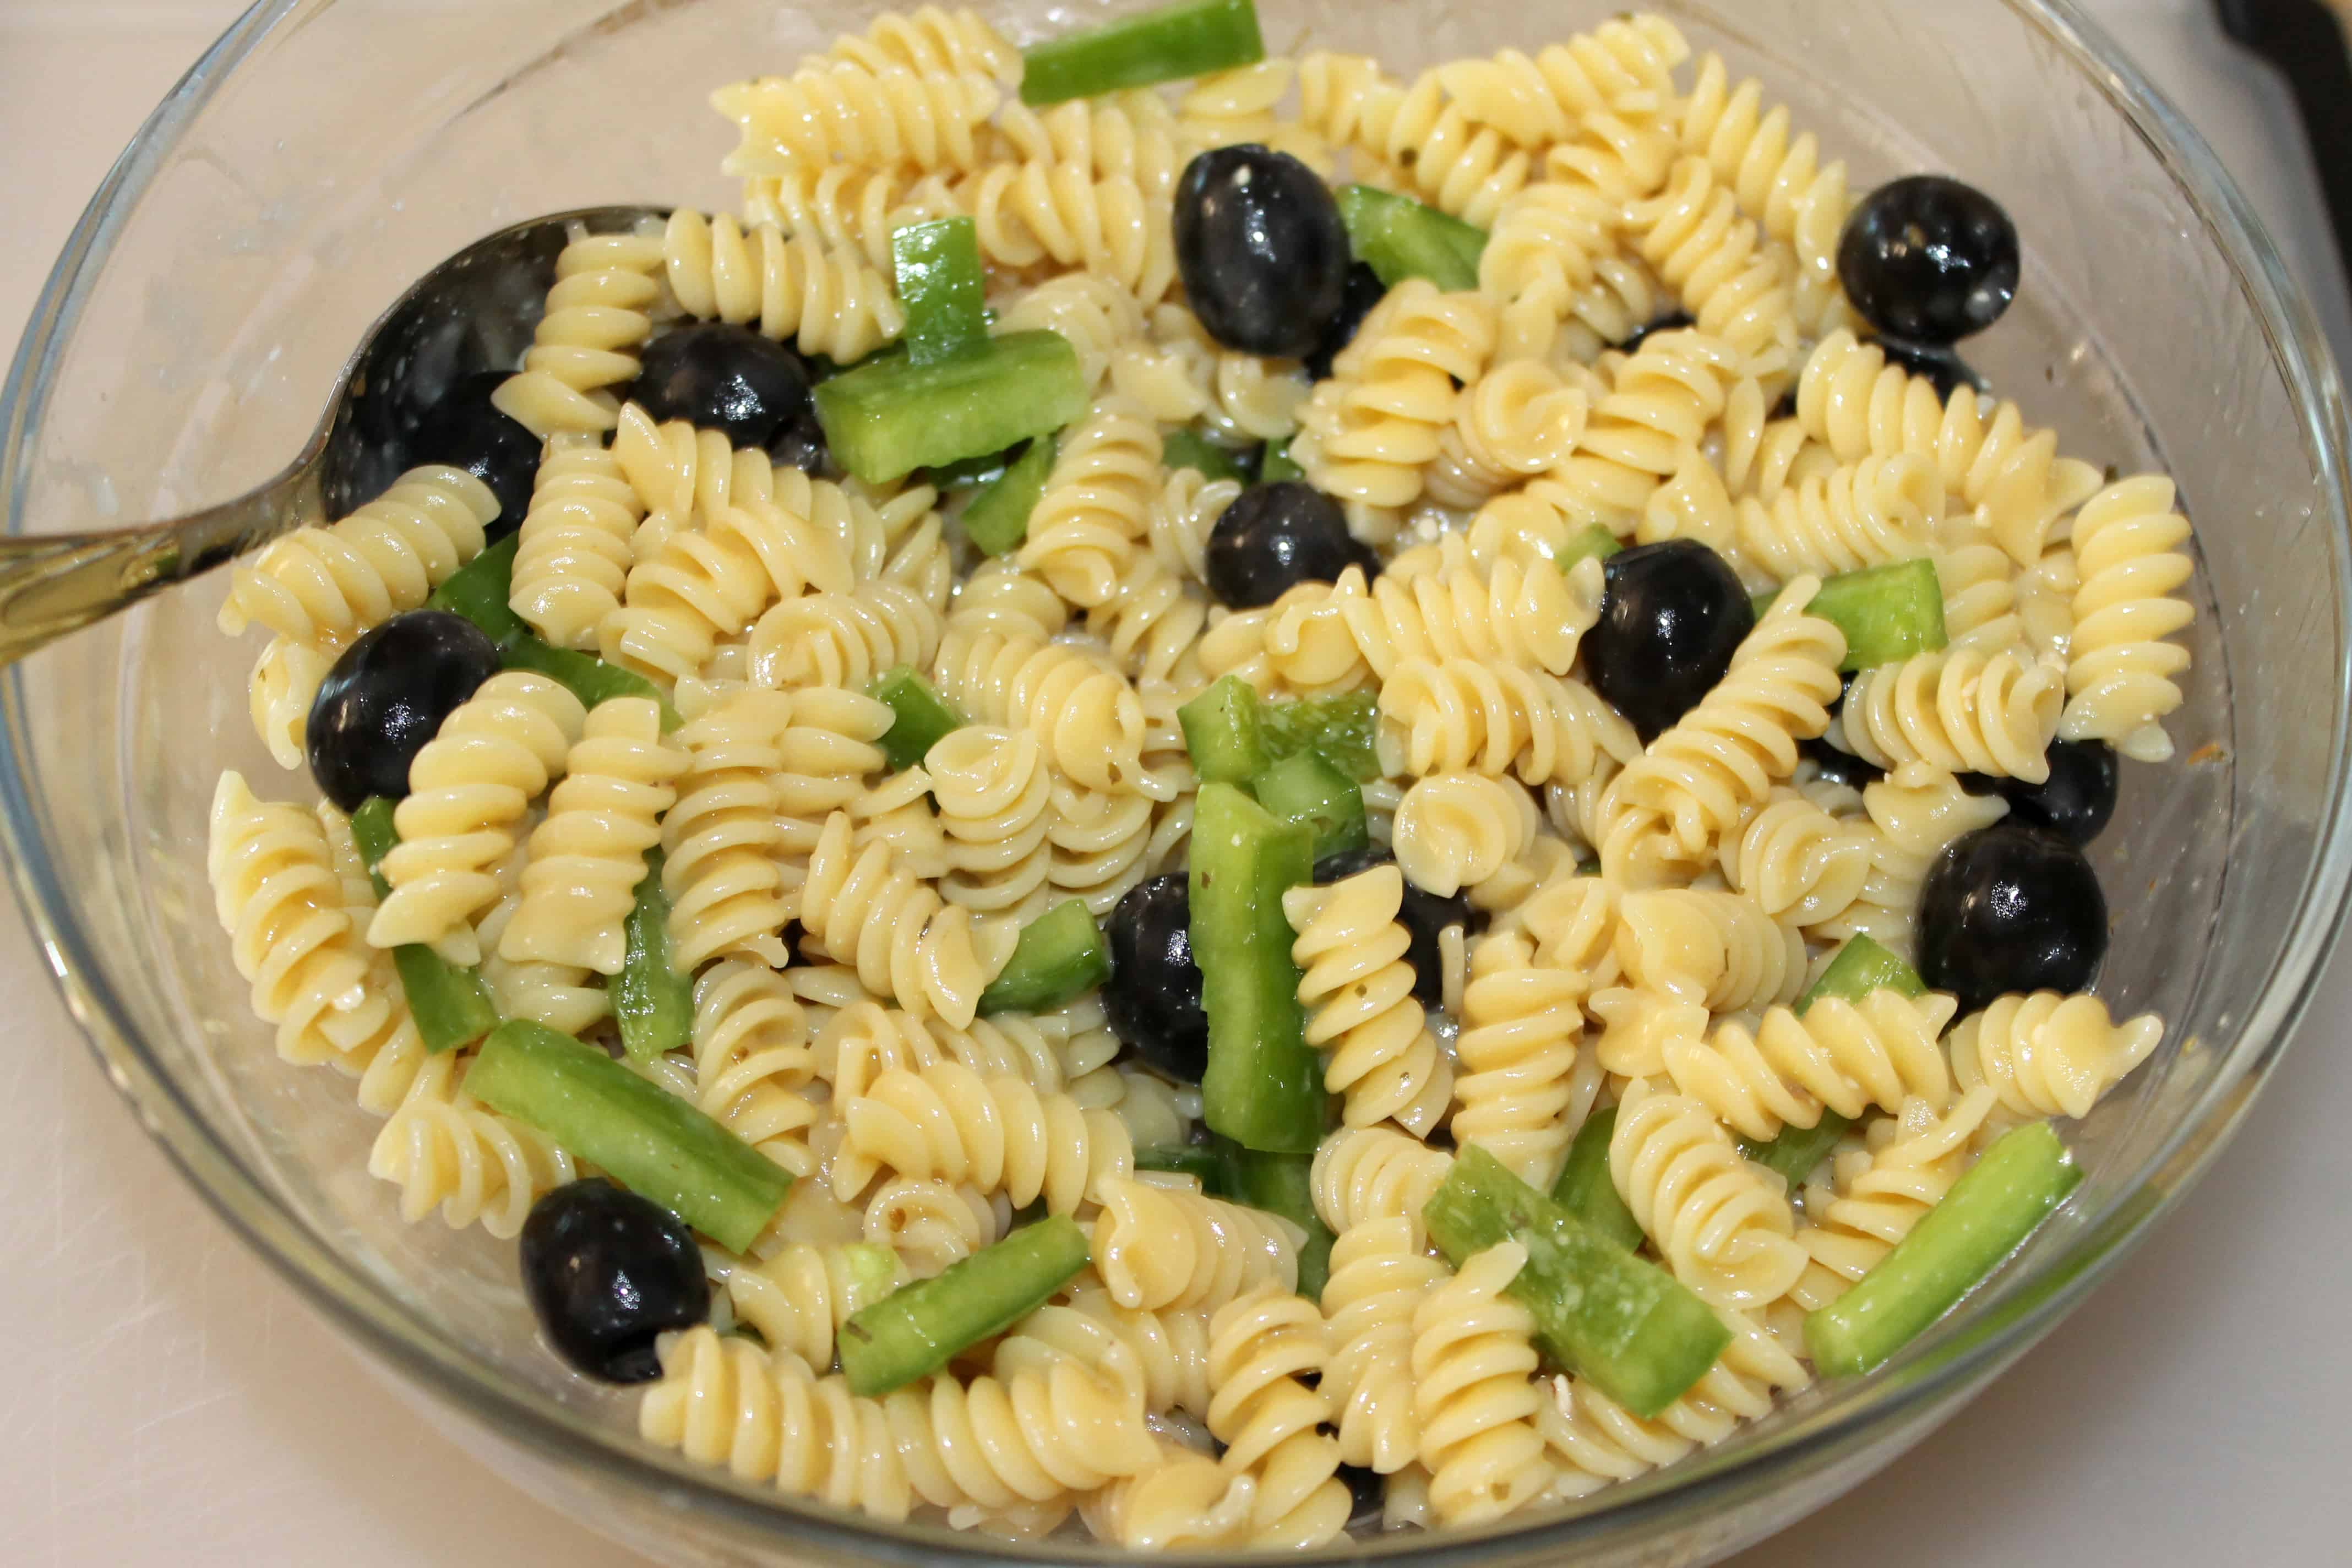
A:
0;204;666;666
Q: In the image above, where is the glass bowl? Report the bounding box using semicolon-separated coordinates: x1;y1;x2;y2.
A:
3;1;2346;1563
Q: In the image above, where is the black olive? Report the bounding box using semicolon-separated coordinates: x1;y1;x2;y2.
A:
1174;146;1352;357
1583;540;1755;740
1619;309;1696;352
520;1179;710;1384
1917;821;2106;1014
1838;176;2020;345
306;610;502;812
1205;481;1378;608
1871;336;1988;401
1339;1463;1385;1527
1313;846;1474;1007
1798;733;1885;792
1304;262;1387;380
1958;740;2119;847
406;370;542;534
765;407;831;477
1103;875;1209;1083
633;320;815;449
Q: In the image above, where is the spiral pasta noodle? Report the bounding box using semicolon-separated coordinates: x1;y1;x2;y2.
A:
746;580;944;691
1322;1217;1450;1474
771;686;894;878
508;434;652;651
1207;1286;1352;1548
1284;865;1458;1136
995;272;1145;394
717;1241;903;1371
660;210;905;365
819;997;1066;1102
1543;328;1742;532
209;772;398;1068
1090;1175;1304;1313
1949;991;2166;1121
1787;1087;2000;1311
1427;359;1590;508
948;557;1068;641
994;91;1191;203
1412;1239;1552;1525
863;1177;1011;1275
1044;775;1157;917
1310;1125;1456;1244
1086;554;1211;685
798;811;1015;1030
1081;1444;1257;1550
1392;772;1543;897
1379;657;1640;788
471;835;610;1039
1298;56;1528;226
1478;181;1615;364
1614;888;1806;1014
690;957;820;1174
1275;547;1607;694
742;162;961;274
950;161;1177;302
712;61;1000;176
219;465;496;650
1538;1306;1810;1498
1610;1077;1806;1308
1600;584;1845;875
917;725;1049;917
369;672;589;962
1291;281;1499;525
815;6;1020;83
1017;394;1163;609
1660;987;1961;1143
1431;14;1689;148
1805;761;2011;962
830;1060;1134;1211
1796;330;2105;567
2058;475;2196;762
652;690;793;971
1178;58;1332;175
930;627;1152;797
1831;645;2065;783
1453;931;1593;1186
493;220;668;438
1718;790;1874;926
366;1059;576;1239
1625;155;1798;367
1731;451;1945;585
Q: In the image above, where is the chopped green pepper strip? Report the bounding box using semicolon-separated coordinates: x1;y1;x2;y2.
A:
892;217;988;365
961;435;1057;557
1259;436;1305;484
1193;783;1325;1153
1250;750;1367;861
1019;0;1266;105
1163;428;1253;486
839;1216;1091;1394
872;666;964;772
977;901;1112;1015
814;330;1086;484
1336;184;1488;291
1551;1106;1645;1253
617;850;692;1062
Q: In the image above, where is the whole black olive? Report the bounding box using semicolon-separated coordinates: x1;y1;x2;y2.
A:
306;610;502;812
1838;175;2020;345
1304;262;1387;380
520;1179;710;1384
1313;846;1474;1007
1583;540;1755;739
1959;739;2119;847
1918;821;2107;1014
633;320;815;449
1103;875;1210;1083
1174;146;1353;357
1205;482;1378;608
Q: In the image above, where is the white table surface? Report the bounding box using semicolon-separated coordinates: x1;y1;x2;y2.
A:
4;2;2350;1563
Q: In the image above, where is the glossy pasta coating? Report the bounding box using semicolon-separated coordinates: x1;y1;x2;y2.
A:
771;686;895;878
1298;57;1528;226
493;221;668;437
314;805;439;1116
1379;656;1640;787
1803;760;2011;962
509;433;652;651
1090;1176;1304;1313
814;6;1019;83
366;1057;576;1239
1433;15;1689;148
830;1060;1134;1211
472;835;610;1040
922;725;1052;918
797;811;1015;1029
1831;644;2065;783
1285;865;1458;1136
997;272;1145;394
819;997;1066;1102
1610;1077;1806;1309
748;580;944;691
718;1241;906;1370
1625;155;1798;367
1207;1286;1351;1548
1017;394;1162;609
995;90;1191;202
862;1177;1011;1276
714;61;1000;177
1429;358;1591;507
1730;451;1944;585
500;696;688;976
219;465;496;650
371;672;589;961
1543;328;1742;531
1661;988;1961;1144
245;636;334;769
1081;1442;1257;1550
1412;1239;1553;1525
662;209;904;363
930;627;1151;797
949;160;1177;302
1677;53;1854;331
1787;1087;1999;1310
1949;991;2166;1121
1717;790;1874;926
661;689;796;969
743;163;961;274
2058;475;2196;762
1392;772;1543;897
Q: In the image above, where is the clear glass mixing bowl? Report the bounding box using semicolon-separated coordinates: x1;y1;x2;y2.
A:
3;0;2347;1562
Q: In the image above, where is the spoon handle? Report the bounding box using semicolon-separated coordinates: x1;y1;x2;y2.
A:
0;463;318;665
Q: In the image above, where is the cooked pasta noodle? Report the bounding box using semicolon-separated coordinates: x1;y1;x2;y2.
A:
1412;1240;1552;1524
798;811;1015;1028
661;210;904;364
493;220;668;437
1610;1077;1806;1308
1658;988;1960;1142
2058;475;2195;761
1787;1087;1999;1310
1830;645;2065;783
1090;1175;1304;1313
1453;930;1596;1185
1949;991;2166;1121
1284;865;1458;1135
830;1060;1134;1211
1205;1286;1350;1548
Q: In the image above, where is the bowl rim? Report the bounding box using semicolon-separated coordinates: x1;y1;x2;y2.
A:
4;0;2350;1559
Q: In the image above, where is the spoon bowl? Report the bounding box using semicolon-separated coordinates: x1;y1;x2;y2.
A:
0;204;665;666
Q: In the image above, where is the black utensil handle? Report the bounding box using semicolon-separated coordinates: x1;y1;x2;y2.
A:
2216;0;2352;286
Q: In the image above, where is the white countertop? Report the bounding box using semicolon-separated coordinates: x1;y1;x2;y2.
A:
4;2;2350;1563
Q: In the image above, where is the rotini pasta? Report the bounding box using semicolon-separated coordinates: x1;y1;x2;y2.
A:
1453;930;1594;1186
1310;1126;1457;1242
712;62;1000;177
1610;1077;1806;1308
493;219;668;437
509;433;652;651
1613;888;1806;1014
798;811;1015;1029
930;627;1153;797
1787;1087;1999;1310
1718;790;1874;927
1017;394;1162;608
661;689;797;970
1391;772;1543;898
690;957;821;1175
1322;1217;1450;1474
1730;451;1944;585
660;210;905;364
717;1240;906;1370
1806;760;2011;962
1378;657;1640;788
2058;475;2196;761
1950;991;2166;1121
829;1060;1134;1211
1207;1286;1351;1548
366;1057;576;1239
949;161;1177;302
1830;645;2065;782
1090;1175;1304;1313
1284;865;1458;1136
1411;1239;1552;1525
1659;988;1961;1143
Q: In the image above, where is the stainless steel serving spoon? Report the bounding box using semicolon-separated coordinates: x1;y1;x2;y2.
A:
0;205;667;666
